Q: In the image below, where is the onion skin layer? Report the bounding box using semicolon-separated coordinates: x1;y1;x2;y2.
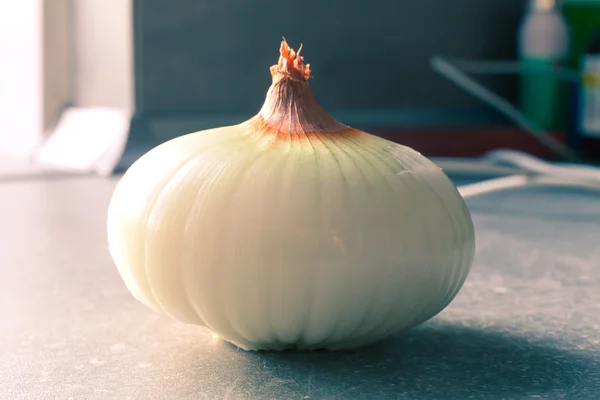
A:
107;41;475;351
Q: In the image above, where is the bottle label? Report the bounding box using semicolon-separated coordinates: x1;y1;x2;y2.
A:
580;55;600;137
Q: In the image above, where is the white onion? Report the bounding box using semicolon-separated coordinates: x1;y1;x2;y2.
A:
107;40;475;351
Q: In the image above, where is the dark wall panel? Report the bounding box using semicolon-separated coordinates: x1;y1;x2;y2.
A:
134;0;523;115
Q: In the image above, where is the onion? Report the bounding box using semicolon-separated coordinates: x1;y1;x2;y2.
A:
107;40;475;351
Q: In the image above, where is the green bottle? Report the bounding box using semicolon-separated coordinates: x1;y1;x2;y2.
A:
518;0;570;131
563;0;600;156
563;0;600;70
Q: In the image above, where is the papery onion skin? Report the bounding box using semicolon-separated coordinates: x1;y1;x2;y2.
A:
107;40;475;351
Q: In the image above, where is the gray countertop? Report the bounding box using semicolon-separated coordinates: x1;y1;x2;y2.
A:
1;174;600;399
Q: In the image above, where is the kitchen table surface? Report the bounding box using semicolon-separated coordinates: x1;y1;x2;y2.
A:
1;172;600;399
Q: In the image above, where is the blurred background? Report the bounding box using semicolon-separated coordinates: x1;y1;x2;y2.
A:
1;0;600;176
4;3;600;399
